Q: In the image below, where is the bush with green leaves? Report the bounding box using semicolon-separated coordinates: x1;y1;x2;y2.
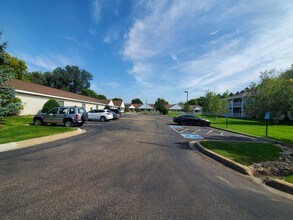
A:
42;99;60;113
162;107;168;115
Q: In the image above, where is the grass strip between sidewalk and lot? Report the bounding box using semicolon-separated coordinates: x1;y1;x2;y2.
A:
0;116;75;144
284;175;293;184
200;141;281;166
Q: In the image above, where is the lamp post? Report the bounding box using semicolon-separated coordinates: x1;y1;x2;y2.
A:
184;90;188;103
185;91;188;113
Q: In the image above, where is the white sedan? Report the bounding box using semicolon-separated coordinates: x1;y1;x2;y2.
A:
88;109;113;122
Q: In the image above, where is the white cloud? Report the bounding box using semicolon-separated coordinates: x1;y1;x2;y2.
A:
92;0;102;24
103;28;119;44
121;0;293;102
20;52;84;71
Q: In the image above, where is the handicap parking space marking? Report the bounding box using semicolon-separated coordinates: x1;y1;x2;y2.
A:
170;125;183;129
169;125;186;133
181;134;204;140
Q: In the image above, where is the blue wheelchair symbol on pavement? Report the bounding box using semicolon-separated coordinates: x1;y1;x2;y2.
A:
181;134;204;140
170;125;183;129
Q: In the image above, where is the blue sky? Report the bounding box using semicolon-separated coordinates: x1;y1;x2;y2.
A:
1;0;293;104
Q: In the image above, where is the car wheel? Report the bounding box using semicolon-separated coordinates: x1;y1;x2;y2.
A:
77;122;84;126
82;113;88;121
34;119;43;126
65;120;74;127
100;116;106;122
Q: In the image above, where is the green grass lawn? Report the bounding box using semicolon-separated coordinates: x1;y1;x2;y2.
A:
284;175;293;184
202;116;293;144
0;116;75;144
169;112;293;144
200;141;281;166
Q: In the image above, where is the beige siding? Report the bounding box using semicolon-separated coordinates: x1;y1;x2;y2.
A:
16;93;49;115
17;92;107;115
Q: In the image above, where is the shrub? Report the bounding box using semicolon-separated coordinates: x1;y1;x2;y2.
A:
42;99;60;113
162;107;168;115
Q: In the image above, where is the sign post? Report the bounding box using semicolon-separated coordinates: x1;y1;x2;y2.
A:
225;112;229;129
265;112;270;137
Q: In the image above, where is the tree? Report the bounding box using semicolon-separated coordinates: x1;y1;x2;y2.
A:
96;94;107;99
81;88;107;100
113;98;123;101
42;99;60;113
4;53;28;80
0;33;23;117
26;71;45;84
131;98;143;104
43;65;93;94
182;102;191;113
245;69;293;121
155;98;169;114
187;99;198;105
203;90;229;117
197;96;206;107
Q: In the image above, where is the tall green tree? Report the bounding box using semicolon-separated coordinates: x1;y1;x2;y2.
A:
81;88;107;99
197;96;206;107
245;69;293;121
0;33;23;117
155;98;169;114
26;71;45;84
131;98;143;104
204;90;229;117
187;99;198;105
4;53;28;79
43;65;93;94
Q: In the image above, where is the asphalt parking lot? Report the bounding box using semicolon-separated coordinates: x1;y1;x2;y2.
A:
169;124;265;142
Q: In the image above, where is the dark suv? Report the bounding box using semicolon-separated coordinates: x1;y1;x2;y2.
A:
33;106;88;127
110;109;121;116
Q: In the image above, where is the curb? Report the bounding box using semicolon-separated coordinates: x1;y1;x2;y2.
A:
192;141;293;195
194;141;253;176
0;128;86;153
266;179;293;195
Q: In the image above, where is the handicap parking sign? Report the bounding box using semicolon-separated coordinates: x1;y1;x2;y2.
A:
181;134;204;140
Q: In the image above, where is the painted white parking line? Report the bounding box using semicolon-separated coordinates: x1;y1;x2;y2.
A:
193;129;201;134
207;130;213;134
221;131;225;136
179;129;189;133
169;125;182;133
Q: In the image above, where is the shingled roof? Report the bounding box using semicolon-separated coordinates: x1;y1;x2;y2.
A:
7;79;106;105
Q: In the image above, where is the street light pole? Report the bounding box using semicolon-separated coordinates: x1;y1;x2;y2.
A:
185;91;188;113
185;90;188;103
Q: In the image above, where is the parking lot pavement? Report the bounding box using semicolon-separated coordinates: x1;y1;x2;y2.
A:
169;125;264;142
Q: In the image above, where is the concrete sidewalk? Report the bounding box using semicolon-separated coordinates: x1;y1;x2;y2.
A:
0;128;86;153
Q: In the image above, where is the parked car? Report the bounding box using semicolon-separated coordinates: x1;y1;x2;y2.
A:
33;106;88;127
110;110;120;120
110;109;121;116
88;109;113;122
173;114;210;126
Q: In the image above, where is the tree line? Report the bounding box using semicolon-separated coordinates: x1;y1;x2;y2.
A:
0;34;107;100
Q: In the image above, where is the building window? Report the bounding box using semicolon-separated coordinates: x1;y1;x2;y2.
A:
59;100;64;106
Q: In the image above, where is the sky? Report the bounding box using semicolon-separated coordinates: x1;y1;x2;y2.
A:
1;0;293;104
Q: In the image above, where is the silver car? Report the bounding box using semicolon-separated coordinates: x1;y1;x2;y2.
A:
88;109;113;122
33;106;88;127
